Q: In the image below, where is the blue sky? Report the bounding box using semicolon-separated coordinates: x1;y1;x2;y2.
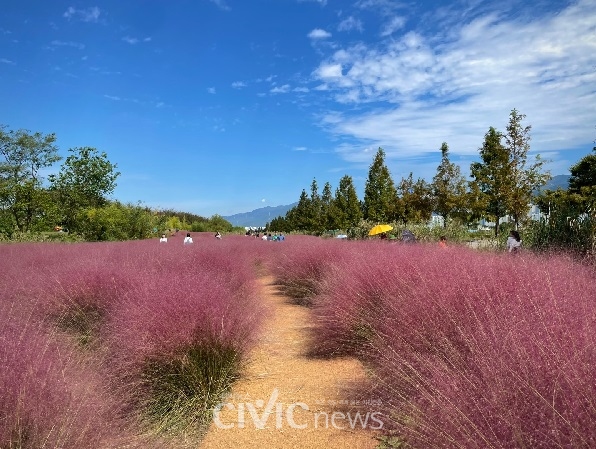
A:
1;0;594;217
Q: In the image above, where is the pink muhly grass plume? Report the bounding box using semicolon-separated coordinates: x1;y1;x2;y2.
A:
269;236;347;305
310;242;596;448
0;317;115;449
104;255;265;435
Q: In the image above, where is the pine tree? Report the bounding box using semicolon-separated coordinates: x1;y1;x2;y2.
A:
470;126;513;236
331;175;363;230
431;142;468;227
363;148;398;222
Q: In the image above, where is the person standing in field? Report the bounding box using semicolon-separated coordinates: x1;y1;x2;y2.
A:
507;230;521;253
439;235;447;248
159;234;168;243
183;233;193;245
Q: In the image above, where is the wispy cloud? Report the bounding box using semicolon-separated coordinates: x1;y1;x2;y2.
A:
313;0;596;169
308;28;332;39
338;16;364;33
271;84;291;93
207;87;216;94
232;81;247;88
356;0;404;15
50;40;85;50
122;36;138;45
380;16;406;36
294;86;310;92
63;6;101;23
104;95;121;101
122;36;151;45
299;0;328;6
208;0;231;11
293;146;308;151
1;58;15;65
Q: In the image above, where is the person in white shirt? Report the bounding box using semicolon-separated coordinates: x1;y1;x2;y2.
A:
183;233;193;245
159;234;167;243
507;230;521;253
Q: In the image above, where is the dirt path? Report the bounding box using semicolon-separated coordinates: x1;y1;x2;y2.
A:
199;276;380;449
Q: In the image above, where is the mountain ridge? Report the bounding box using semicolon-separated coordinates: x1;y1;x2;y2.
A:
223;202;297;227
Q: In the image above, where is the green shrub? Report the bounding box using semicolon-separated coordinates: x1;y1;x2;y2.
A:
140;342;242;436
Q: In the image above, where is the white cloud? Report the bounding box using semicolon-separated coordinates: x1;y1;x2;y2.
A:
308;28;332;39
299;0;328;6
270;84;291;93
122;36;139;45
104;95;121;101
63;6;101;22
293;146;308;151
313;0;596;167
380;16;406;36
50;40;85;50
294;87;310;92
338;16;364;33
315;63;342;79
207;87;216;94
208;0;230;11
0;58;15;65
232;81;247;88
122;36;152;44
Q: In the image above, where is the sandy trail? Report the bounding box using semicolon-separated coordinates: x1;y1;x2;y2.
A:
199;276;380;449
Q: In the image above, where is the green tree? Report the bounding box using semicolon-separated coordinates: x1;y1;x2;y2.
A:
470;127;514;236
320;181;334;231
431;142;468;227
208;214;234;232
309;178;324;233
397;173;433;224
0;125;61;232
329;175;362;230
363;148;398;222
503;109;550;228
569;147;596;194
286;189;312;232
49;147;120;231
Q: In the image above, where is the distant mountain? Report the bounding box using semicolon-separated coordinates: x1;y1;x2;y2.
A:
223;202;297;228
541;174;570;191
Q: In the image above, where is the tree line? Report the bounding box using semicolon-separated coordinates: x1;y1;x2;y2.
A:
0;124;234;241
269;109;595;249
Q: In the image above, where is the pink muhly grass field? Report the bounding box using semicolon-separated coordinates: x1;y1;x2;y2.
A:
0;239;267;445
304;242;595;448
0;316;115;449
268;236;349;305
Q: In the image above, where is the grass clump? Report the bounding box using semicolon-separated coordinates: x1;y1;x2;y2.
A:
141;342;242;436
53;302;104;348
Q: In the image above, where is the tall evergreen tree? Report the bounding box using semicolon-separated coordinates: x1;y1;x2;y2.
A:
470;127;512;236
320;181;333;231
286;189;311;232
431;142;468;227
309;178;324;233
363;148;398;222
331;175;362;230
